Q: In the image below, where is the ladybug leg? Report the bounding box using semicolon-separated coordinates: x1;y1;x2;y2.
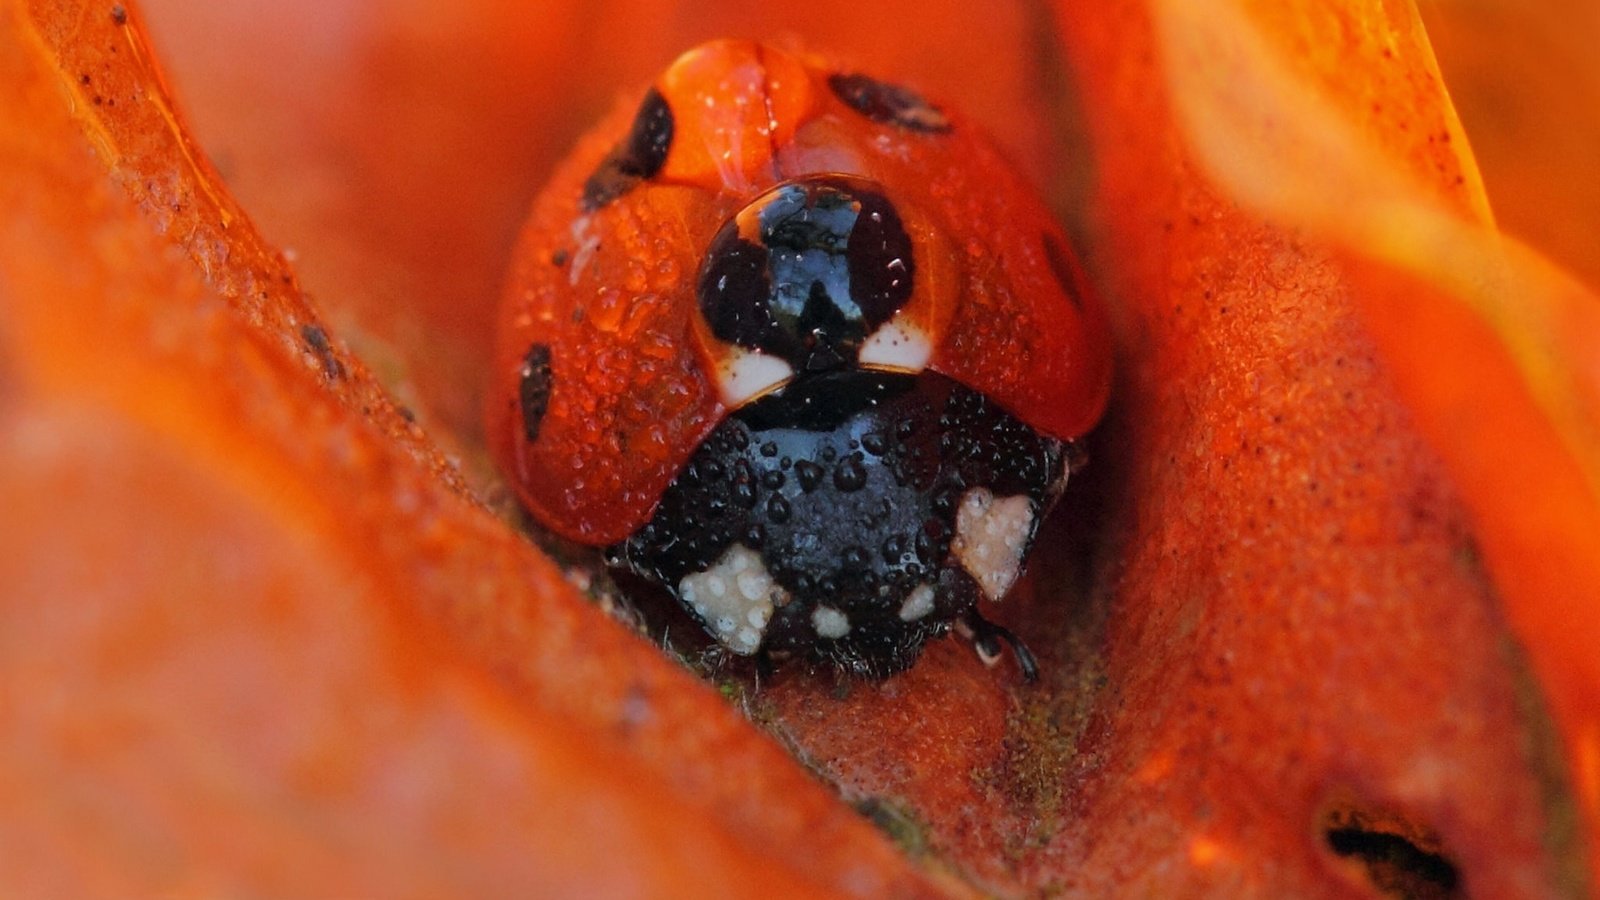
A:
954;610;1039;683
754;646;776;683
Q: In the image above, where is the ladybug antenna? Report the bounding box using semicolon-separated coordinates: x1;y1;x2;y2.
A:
956;610;1039;683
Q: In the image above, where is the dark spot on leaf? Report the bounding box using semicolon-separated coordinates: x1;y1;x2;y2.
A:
299;323;345;381
1042;232;1085;310
1322;801;1460;900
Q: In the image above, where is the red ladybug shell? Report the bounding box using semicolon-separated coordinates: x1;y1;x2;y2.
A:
489;40;1112;546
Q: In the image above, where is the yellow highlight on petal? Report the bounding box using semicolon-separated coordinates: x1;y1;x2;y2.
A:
1188;836;1227;868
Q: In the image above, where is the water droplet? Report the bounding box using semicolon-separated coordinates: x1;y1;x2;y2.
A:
745;524;767;548
882;534;906;563
795;460;824;492
766;494;792;524
833;456;868;492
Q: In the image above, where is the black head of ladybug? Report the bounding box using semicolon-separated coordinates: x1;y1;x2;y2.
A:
696;175;916;378
607;175;1071;679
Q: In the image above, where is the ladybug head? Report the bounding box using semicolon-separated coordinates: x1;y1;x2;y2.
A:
693;175;954;407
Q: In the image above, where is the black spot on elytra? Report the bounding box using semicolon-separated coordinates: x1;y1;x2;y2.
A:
581;87;674;212
828;72;950;134
111;5;127;25
518;343;554;442
299;323;346;380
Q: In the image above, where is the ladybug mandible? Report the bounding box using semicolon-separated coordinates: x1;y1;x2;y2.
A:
488;40;1111;679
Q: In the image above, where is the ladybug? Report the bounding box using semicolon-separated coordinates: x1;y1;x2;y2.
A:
488;40;1111;679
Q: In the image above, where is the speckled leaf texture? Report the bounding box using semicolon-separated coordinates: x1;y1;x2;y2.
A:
1;0;1595;897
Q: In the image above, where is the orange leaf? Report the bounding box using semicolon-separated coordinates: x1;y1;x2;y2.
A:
4;0;1594;894
0;1;942;895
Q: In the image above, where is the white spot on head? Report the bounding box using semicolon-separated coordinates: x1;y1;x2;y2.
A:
811;605;851;639
857;320;931;372
717;349;794;407
678;544;788;655
898;583;936;621
951;489;1036;602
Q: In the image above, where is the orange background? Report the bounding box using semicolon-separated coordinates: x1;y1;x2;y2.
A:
2;0;1596;895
